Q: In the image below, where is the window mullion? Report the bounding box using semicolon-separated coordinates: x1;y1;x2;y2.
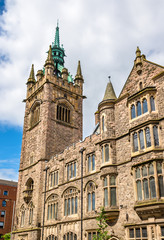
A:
154;161;160;199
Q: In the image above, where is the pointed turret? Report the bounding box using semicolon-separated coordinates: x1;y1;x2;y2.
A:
75;61;83;80
44;45;55;76
103;77;117;101
54;21;60;47
27;64;36;84
135;46;143;75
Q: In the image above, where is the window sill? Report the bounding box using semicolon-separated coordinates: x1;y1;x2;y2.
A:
131;146;162;157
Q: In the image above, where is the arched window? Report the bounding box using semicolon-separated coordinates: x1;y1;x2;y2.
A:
145;127;151;147
142;98;148;114
26;178;34;190
131;104;136;119
20;205;25;227
63;233;77;240
137;101;141;116
133;133;138;152
56;105;70;123
150;96;155;111
153;126;159;146
86;182;96;212
28;202;34;225
64;188;78;216
139;82;143;90
31;103;40;128
47;194;58;221
102;116;105;132
139;130;144;150
46;235;58;240
103;175;117;207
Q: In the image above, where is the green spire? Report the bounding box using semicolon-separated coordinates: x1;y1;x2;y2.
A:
27;64;36;84
103;77;117;101
54;20;60;47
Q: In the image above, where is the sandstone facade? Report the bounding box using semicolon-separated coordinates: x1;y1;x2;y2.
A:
12;29;164;240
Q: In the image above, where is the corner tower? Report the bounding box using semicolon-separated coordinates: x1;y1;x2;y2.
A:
13;24;84;240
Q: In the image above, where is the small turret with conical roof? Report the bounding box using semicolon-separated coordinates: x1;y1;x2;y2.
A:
26;64;36;93
97;77;117;138
134;46;143;75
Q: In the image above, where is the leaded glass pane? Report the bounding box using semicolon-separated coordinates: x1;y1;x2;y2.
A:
110;176;116;185
150;177;156;198
139;130;145;149
136;168;141;179
92;155;95;170
68;198;70;215
143;179;149;199
137;180;142;200
104;188;108;206
142;166;147;177
47;205;50;219
137;101;142;116
71;232;73;240
53;203;56;219
88;156;91;172
102;147;104;163
88;193;91;211
67;165;69;181
105;144;109;162
153;126;159;146
74;234;77;240
52;236;54;240
71;198;74;214
129;229;134;238
50;204;52;219
92;192;95;210
143;99;148;113
142;227;147;237
53;172;55;186
71;163;73;178
56;171;58;185
67;233;69;240
158;176;164;197
56;203;58;219
110;187;116;206
133;133;138;152
145;127;151;147
150;96;155;111
64;199;67;216
157;162;162;174
131;104;136;119
136;228;141;237
104;177;108;186
148;163;154;175
51;173;53;187
88;233;92;240
161;226;164;236
75;196;78;213
102;116;104;132
74;162;76;177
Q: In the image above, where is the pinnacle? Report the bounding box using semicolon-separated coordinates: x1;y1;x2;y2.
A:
103;80;117;101
45;45;54;66
27;64;36;83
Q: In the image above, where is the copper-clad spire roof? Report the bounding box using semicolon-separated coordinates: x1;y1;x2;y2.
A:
103;77;117;101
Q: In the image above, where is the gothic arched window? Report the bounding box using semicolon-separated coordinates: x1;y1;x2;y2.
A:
31;103;40;128
47;194;58;221
150;96;155;111
28;202;34;225
142;98;148;114
131;104;136;119
63;232;77;240
63;188;78;216
20;205;25;227
86;182;96;212
137;101;141;116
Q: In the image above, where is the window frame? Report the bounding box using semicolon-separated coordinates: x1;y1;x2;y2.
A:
103;175;117;207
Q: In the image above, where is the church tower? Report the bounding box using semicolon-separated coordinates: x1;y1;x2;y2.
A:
13;24;84;240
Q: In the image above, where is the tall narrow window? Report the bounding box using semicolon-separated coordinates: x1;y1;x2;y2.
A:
86;182;96;212
57;105;70;123
131;104;136;119
110;176;116;206
64;188;78;216
88;154;95;172
133;133;138;152
153;126;159;146
103;175;117;207
67;161;77;180
150;96;155;111
88;193;91;211
101;146;104;163
143;99;148;114
149;177;156;198
145;127;151;147
137;101;142;116
136;180;142;200
139;130;145;150
105;144;109;162
102;116;105;132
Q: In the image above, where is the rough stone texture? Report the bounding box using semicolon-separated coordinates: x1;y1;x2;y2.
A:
13;51;164;240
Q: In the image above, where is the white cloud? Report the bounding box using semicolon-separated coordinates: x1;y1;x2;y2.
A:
0;168;18;181
0;0;164;137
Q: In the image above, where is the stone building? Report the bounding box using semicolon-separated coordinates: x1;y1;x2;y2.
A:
12;24;164;240
0;179;17;239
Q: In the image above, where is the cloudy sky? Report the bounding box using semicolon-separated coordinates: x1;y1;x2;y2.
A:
0;0;164;181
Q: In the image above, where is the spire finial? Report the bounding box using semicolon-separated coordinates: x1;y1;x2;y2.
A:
136;46;141;57
44;45;54;67
57;19;59;27
27;64;36;84
108;76;111;82
75;60;83;80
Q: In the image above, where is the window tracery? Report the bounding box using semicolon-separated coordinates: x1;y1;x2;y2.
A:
63;187;78;216
86;181;96;212
47;194;58;221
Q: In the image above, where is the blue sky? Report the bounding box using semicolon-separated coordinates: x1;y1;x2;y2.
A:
0;0;164;181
